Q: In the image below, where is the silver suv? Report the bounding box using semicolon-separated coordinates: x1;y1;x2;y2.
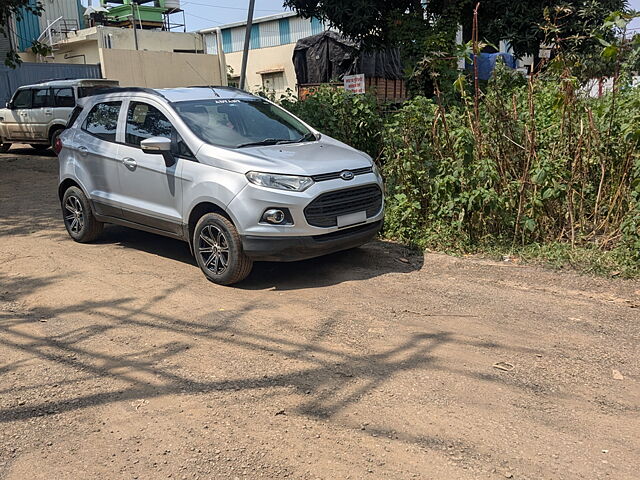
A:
0;78;119;152
57;86;384;285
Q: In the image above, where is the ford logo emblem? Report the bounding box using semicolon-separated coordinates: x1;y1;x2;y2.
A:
340;170;355;181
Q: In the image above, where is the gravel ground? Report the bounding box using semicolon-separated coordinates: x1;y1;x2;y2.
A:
1;147;639;480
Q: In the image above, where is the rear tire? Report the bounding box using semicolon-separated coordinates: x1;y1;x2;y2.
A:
62;186;103;242
31;144;49;152
50;128;63;150
193;213;253;285
0;142;10;153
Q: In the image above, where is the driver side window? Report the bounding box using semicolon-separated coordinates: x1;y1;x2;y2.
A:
125;102;173;146
125;101;195;158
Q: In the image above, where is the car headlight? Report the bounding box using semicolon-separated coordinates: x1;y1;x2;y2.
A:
372;162;382;179
246;171;314;192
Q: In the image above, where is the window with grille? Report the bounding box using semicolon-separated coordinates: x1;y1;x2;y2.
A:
261;72;285;92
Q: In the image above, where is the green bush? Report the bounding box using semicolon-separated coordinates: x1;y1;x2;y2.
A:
281;86;384;160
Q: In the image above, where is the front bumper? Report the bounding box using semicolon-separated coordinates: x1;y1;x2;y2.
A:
227;174;384;237
241;220;382;262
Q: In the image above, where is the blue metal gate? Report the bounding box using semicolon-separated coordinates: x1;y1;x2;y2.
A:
0;62;102;105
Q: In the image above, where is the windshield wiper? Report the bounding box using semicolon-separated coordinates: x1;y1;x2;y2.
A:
296;132;318;143
236;138;294;148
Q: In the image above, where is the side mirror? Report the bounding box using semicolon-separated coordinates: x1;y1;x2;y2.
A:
6;102;12;109
140;136;172;154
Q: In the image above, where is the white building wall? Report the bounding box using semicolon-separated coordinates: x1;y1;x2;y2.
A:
230;27;245;53
260;20;280;48
289;16;313;42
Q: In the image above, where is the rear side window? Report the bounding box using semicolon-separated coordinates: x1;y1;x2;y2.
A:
83;101;122;142
67;106;83;128
32;88;52;108
53;88;75;107
125;102;173;146
12;89;32;109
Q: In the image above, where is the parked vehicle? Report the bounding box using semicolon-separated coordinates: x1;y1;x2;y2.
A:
57;86;384;285
0;78;119;152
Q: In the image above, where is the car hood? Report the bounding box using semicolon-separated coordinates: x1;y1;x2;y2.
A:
195;136;373;176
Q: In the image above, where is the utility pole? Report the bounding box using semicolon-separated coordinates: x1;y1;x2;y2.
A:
131;2;139;50
239;0;256;90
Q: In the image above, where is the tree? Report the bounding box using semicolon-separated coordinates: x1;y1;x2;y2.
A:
1;0;49;68
283;0;630;89
458;0;627;57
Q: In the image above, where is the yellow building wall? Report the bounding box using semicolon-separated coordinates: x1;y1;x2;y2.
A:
100;48;221;88
99;49;223;88
224;43;297;96
99;27;204;52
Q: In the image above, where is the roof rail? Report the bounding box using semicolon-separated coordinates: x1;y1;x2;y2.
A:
86;87;166;98
187;85;251;94
36;77;77;83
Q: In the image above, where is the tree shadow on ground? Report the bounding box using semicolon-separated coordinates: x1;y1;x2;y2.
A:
0;276;582;475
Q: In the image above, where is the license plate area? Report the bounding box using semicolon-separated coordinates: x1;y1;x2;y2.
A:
337;211;367;228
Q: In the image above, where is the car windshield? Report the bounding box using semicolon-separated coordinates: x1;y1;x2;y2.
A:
173;98;313;149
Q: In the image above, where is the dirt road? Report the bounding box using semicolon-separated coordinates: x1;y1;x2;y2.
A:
1;148;639;480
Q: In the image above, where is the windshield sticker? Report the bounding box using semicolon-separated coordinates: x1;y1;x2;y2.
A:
209;99;241;104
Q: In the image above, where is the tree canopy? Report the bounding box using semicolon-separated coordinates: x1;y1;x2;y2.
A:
283;0;629;75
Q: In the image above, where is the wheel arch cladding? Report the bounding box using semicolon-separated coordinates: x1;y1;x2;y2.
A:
188;202;234;247
58;178;82;201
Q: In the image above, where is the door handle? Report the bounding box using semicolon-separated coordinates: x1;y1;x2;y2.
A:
44;109;53;116
122;157;137;170
77;146;88;156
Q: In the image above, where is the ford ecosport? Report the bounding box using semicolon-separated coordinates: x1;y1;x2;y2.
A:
57;86;384;285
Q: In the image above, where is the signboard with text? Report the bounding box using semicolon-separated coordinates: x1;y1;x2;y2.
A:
343;74;365;94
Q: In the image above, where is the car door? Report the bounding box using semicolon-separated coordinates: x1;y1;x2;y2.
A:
115;99;184;235
29;87;52;141
52;87;75;125
69;100;124;218
4;89;32;141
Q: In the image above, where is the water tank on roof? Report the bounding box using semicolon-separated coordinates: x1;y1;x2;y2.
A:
164;0;181;10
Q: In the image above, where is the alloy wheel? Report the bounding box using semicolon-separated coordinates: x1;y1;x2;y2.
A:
64;195;84;234
198;224;230;275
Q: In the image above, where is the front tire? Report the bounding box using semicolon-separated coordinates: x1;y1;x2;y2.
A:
62;186;103;242
193;213;253;285
0;142;11;153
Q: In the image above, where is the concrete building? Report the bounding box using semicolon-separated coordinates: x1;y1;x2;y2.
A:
20;25;226;89
200;12;332;96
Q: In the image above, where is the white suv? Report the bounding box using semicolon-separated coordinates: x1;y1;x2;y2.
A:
0;78;118;152
56;86;384;285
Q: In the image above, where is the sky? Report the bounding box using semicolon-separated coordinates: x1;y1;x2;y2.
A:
169;0;290;31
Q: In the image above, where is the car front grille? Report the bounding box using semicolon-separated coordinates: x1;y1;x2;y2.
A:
304;184;383;228
311;166;373;182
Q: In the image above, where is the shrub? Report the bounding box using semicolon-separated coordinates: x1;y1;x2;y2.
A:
281;86;385;160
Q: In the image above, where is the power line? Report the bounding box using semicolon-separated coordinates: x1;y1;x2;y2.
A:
184;12;224;25
182;1;284;13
